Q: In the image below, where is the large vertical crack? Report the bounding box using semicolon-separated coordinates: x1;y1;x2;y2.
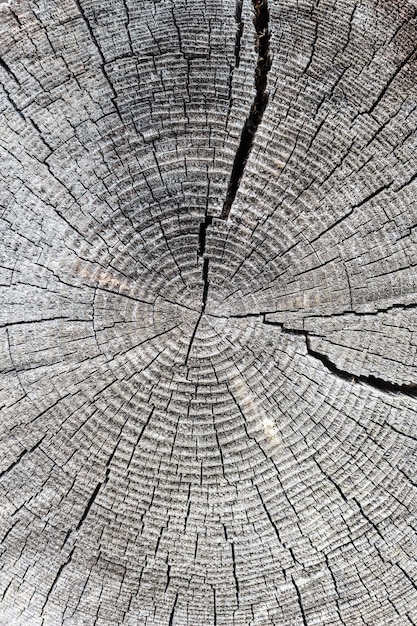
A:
186;0;271;362
220;0;271;219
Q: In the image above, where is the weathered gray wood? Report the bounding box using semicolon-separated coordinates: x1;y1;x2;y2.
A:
0;0;416;624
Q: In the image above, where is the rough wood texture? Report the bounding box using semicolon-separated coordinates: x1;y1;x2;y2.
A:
1;0;417;624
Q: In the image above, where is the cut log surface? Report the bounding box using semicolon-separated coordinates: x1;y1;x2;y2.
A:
1;0;417;624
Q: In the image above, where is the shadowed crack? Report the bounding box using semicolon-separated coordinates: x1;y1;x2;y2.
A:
185;218;212;365
187;0;272;364
263;318;417;397
198;215;212;257
168;592;179;626
210;310;417;397
220;0;271;219
234;0;244;67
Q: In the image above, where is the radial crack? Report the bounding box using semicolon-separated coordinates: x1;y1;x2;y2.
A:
230;541;240;608
234;0;244;68
184;311;203;366
42;548;75;613
220;0;271;219
187;219;212;365
305;334;417;397
198;216;212;256
73;0;123;120
263;319;417;397
168;592;179;626
0;435;46;479
292;576;309;626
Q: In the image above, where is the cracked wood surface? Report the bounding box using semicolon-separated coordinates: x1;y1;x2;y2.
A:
0;0;416;624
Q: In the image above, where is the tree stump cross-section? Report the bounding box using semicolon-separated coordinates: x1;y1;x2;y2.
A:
0;0;417;624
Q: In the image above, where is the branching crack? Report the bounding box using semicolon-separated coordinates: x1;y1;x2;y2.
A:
220;0;271;219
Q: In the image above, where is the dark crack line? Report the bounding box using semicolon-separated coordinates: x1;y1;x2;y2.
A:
188;0;271;348
314;458;348;503
41;548;75;613
292;576;309;626
202;258;210;309
324;554;348;626
184;259;209;365
306;335;417;397
184;311;203;366
220;0;271;219
168;592;179;626
198;215;212;257
0;316;89;330
213;588;218;626
0;57;20;84
73;0;123;121
0;435;46;480
75;480;105;532
73;430;125;535
263;300;417;321
230;541;240;608
189;0;271;345
186;219;212;365
367;45;417;115
198;213;211;314
234;0;244;68
255;484;283;545
263;319;417;397
126;407;155;469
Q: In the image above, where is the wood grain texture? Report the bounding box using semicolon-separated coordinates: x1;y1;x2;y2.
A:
0;0;416;624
